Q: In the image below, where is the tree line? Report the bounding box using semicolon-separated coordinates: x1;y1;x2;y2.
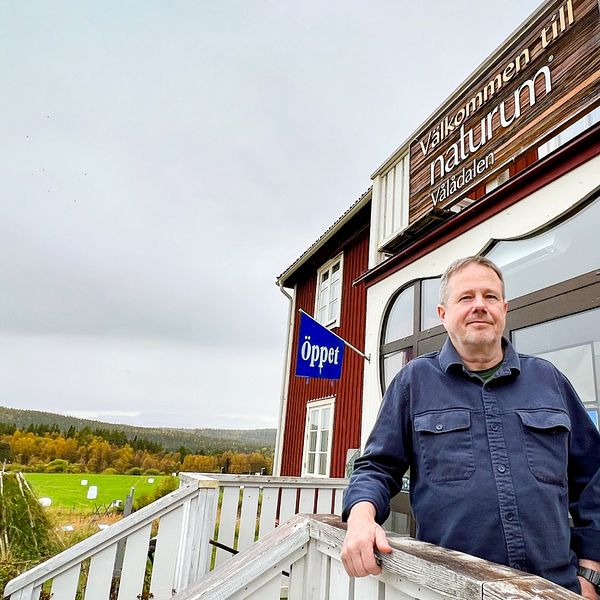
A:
0;425;273;475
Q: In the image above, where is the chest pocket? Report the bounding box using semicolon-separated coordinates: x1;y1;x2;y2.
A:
414;409;475;483
516;409;570;486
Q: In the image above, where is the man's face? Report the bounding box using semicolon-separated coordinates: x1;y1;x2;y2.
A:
437;263;508;356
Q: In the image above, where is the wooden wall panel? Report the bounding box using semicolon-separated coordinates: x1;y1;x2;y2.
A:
408;0;599;223
280;228;369;478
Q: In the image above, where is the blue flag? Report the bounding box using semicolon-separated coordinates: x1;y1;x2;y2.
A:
295;311;345;379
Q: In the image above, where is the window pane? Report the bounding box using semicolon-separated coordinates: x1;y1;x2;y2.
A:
318;452;327;475
321;407;330;429
308;452;316;474
309;410;318;428
513;308;600;427
384;286;415;343
486;198;600;300
421;278;441;331
308;430;317;452
383;348;412;392
332;262;340;275
320;430;329;452
321;271;329;283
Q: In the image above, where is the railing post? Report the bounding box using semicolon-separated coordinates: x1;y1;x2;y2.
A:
173;477;219;592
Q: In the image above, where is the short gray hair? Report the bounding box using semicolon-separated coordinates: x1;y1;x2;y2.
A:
439;256;505;306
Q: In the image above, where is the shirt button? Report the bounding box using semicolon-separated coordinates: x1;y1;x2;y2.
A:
490;423;499;431
497;464;506;473
435;423;443;431
506;512;514;520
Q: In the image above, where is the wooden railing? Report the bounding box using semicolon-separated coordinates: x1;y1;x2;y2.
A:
179;472;347;568
3;474;348;600
3;476;219;600
172;514;583;600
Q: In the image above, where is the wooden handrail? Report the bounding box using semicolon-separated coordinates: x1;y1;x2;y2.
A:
173;514;583;600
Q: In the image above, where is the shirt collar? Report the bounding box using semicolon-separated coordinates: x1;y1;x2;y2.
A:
438;337;521;377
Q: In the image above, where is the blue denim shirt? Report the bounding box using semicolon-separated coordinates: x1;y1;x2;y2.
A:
343;339;600;593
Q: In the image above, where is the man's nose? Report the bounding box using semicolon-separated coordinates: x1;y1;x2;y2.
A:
472;295;487;310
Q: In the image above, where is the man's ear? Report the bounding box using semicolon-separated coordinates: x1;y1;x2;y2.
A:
437;304;446;323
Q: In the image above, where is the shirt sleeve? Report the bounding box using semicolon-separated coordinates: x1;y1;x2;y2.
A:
560;372;600;561
341;369;412;524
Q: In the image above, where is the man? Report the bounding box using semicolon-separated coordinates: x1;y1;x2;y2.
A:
341;256;600;598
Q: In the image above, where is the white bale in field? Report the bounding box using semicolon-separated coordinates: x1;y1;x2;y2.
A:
87;485;98;499
147;478;154;483
81;479;88;486
39;497;52;507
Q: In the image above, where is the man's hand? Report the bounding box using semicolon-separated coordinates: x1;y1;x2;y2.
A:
340;501;393;577
578;559;600;600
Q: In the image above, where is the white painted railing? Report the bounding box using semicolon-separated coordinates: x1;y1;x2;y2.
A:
179;472;348;568
172;514;583;600
3;476;219;600
3;474;349;600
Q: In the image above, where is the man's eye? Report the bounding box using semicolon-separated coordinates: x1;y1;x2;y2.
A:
459;296;472;301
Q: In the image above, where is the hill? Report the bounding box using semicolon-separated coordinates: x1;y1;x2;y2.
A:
0;406;276;454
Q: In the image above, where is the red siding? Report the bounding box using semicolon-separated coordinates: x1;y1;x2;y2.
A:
280;227;369;478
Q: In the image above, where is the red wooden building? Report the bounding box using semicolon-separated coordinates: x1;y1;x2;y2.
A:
274;190;371;478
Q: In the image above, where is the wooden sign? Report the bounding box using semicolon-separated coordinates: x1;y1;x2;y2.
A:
408;0;600;224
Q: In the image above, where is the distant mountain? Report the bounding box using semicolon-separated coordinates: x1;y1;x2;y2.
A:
0;406;276;454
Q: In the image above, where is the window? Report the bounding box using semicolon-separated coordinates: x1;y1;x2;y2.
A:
485;196;600;300
538;106;600;158
513;309;600;428
377;153;410;248
315;255;343;327
380;280;446;393
302;398;334;477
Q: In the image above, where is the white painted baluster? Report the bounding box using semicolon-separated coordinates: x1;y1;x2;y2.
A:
279;488;297;525
316;488;333;514
175;483;218;587
215;486;241;566
84;544;118;600
49;564;81;600
327;559;353;600
287;555;306;600
298;487;315;513
257;486;278;539
245;576;282;600
149;505;185;600
237;486;260;552
8;583;41;600
116;523;152;600
333;489;343;516
355;576;380;596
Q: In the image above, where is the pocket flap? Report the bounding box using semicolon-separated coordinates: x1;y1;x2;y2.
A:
516;410;571;432
415;409;470;434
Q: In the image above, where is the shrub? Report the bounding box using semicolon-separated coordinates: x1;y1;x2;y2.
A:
125;467;143;476
143;468;161;476
102;467;118;475
133;476;178;511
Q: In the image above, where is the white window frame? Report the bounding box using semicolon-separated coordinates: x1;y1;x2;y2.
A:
315;254;343;328
538;106;600;158
377;152;410;250
302;397;335;478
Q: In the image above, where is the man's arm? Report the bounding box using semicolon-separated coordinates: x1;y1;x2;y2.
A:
578;558;600;600
558;374;600;599
340;501;393;577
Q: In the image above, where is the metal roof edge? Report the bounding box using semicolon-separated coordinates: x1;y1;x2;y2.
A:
276;187;372;286
370;0;555;179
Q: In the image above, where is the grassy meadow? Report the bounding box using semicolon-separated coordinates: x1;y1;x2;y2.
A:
23;473;173;511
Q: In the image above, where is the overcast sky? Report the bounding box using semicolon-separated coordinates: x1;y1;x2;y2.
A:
0;0;542;430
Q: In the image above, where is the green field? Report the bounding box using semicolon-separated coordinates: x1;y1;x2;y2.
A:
23;473;174;510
